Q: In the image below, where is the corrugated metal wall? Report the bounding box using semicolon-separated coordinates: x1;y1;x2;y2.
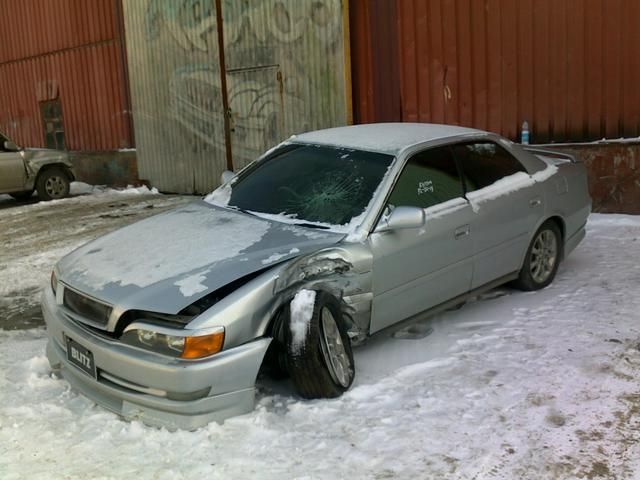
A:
352;0;640;143
123;0;348;194
0;0;132;150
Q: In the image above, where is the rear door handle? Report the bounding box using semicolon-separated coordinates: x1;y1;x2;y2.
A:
529;198;542;207
454;225;470;239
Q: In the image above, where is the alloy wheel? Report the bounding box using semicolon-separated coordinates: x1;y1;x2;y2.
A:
319;307;352;388
529;229;558;284
45;175;67;199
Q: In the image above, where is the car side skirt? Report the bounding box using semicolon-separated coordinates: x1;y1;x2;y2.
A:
370;272;519;340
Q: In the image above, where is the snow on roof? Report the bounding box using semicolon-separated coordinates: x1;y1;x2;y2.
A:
292;123;485;155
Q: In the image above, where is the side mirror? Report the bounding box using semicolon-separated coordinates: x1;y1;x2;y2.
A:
375;206;425;233
3;140;19;151
221;170;235;184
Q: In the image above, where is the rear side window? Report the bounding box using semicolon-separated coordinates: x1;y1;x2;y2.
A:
388;146;464;209
452;142;527;191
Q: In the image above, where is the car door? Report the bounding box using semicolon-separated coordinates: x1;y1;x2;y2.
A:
452;141;544;289
0;134;26;192
369;145;475;333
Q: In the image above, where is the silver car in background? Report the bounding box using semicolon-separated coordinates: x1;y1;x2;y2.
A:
43;123;591;429
0;131;74;200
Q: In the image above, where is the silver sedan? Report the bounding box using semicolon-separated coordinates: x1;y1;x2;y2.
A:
43;123;591;429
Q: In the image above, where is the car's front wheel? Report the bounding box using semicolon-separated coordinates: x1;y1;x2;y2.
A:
285;291;355;398
514;220;561;291
36;167;71;201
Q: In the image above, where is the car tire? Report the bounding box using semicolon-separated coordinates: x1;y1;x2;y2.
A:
284;291;355;398
9;190;34;201
514;220;562;291
36;167;71;201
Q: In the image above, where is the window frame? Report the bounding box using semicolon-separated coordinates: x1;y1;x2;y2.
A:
449;140;530;194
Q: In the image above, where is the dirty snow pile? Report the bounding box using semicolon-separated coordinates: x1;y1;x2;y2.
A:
1;214;640;479
70;181;159;196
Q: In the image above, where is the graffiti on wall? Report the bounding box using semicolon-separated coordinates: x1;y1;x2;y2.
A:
141;0;344;174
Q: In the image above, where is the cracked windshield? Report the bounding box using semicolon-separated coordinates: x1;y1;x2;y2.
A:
227;144;394;226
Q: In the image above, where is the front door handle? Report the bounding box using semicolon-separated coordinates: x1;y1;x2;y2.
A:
454;225;470;239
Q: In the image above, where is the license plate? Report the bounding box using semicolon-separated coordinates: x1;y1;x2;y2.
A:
65;336;97;379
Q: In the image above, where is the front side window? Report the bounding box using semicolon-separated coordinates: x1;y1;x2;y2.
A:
217;144;394;227
452;142;527;192
387;145;464;209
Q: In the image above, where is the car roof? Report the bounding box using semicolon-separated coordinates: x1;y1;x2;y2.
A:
291;122;486;155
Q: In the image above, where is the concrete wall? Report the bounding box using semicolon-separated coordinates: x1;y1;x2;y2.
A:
69;151;138;188
544;143;640;214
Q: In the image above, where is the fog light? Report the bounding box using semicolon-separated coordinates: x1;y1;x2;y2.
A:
181;330;225;359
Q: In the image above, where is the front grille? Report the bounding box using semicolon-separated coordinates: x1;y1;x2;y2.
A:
63;287;112;328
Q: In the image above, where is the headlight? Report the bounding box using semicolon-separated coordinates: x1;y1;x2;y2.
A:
121;323;225;359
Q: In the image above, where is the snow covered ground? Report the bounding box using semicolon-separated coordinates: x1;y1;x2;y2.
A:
0;191;639;479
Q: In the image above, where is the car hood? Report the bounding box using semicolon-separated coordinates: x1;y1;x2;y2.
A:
22;147;69;159
57;201;344;314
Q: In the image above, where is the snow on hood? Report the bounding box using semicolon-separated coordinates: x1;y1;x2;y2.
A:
57;201;343;314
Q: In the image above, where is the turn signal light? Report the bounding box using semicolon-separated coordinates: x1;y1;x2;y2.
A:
181;331;225;359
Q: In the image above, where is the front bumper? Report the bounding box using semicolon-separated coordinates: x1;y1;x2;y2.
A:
42;288;271;430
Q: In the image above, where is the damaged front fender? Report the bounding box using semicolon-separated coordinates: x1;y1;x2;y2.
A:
274;246;374;342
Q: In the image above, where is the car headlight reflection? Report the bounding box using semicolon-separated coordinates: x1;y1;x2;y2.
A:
136;330;185;353
123;324;224;359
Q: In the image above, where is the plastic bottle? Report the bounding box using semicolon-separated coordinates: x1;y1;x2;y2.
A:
521;121;530;145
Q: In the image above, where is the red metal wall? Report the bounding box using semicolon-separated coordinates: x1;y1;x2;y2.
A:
351;0;640;143
0;0;132;150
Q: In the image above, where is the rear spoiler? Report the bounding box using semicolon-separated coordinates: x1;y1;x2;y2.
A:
523;146;578;163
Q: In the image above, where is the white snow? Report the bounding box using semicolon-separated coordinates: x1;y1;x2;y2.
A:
69;182;160;196
204;183;232;207
261;248;300;265
117;185;159;195
174;269;210;297
1;213;640;478
467;172;534;212
288;289;316;353
66;207;271;290
463;165;558;212
293;123;486;155
531;164;559;182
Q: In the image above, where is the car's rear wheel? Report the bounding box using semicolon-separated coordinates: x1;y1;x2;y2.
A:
514;220;561;291
285;291;355;398
9;190;34;201
36;167;70;201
